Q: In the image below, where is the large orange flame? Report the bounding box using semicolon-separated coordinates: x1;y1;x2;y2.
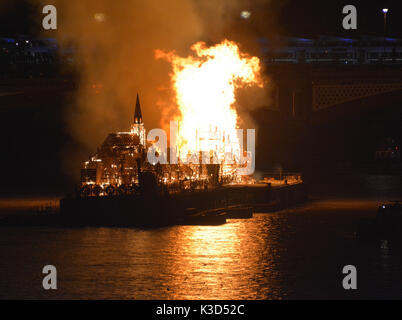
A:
156;40;263;169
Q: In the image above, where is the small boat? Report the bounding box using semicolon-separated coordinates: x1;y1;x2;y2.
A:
376;202;402;224
375;202;402;236
358;201;402;240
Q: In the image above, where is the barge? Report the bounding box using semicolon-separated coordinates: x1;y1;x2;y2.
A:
60;183;307;227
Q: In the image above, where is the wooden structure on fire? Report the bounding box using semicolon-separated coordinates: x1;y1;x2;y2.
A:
79;94;236;198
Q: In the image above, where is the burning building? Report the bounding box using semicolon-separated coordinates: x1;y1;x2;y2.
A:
80;93;148;196
79;40;263;197
59;40;308;227
80;94;246;198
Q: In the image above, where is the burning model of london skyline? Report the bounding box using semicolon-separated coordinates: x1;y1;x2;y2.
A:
156;40;263;173
80;40;264;196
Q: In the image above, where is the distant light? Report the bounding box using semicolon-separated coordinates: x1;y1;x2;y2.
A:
94;13;106;22
382;205;386;208
382;8;389;13
240;11;251;19
298;38;312;42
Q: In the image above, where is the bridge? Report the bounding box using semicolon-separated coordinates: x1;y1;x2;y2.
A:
264;64;402;120
258;36;402;119
2;34;402;119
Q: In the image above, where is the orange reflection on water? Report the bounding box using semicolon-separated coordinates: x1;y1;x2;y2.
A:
161;217;281;299
48;216;283;299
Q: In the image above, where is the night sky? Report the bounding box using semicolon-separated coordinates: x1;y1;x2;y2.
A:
276;0;402;36
0;0;401;37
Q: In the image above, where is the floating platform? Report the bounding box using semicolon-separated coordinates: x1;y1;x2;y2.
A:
59;183;308;227
0;183;307;228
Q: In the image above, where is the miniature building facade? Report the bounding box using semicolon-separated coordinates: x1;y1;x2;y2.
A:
80;94;146;195
79;94;248;197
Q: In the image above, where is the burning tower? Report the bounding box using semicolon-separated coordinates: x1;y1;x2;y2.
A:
80;94;147;196
78;41;263;197
131;93;146;146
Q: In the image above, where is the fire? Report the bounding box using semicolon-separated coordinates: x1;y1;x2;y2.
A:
156;40;263;172
79;40;264;196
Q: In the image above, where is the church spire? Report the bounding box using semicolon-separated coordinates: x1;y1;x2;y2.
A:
134;93;142;124
131;93;146;146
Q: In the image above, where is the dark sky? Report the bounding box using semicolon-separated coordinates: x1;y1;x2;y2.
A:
277;0;402;36
0;1;38;35
0;0;401;37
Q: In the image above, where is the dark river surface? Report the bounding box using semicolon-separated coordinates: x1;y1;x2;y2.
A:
1;196;402;300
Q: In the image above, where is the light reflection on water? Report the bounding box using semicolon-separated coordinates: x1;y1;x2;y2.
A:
161;218;283;299
1;199;402;299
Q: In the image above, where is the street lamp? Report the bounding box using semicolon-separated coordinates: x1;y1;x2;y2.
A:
382;8;389;34
382;8;389;61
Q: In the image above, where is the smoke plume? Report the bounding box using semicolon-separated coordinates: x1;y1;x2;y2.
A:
32;0;282;177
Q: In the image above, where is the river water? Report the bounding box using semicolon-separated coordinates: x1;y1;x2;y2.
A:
1;198;401;299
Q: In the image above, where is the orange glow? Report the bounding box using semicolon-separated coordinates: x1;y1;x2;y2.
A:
156;40;263;173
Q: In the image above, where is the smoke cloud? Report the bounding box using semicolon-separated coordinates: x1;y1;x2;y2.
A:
32;0;282;177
